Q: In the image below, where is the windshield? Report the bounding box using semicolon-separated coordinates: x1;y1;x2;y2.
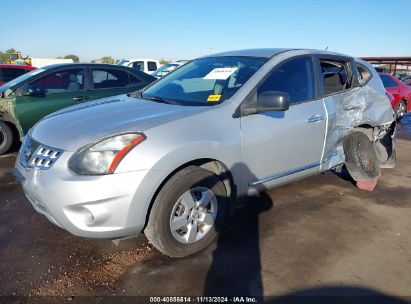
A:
116;60;129;66
152;63;180;77
142;56;266;106
0;68;45;91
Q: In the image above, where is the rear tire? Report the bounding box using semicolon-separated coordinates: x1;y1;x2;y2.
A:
145;166;228;257
343;132;381;181
0;121;13;155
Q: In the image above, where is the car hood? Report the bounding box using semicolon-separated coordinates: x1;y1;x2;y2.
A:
31;95;202;151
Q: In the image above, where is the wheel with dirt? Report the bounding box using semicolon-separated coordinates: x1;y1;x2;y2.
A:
145;166;228;257
343;131;381;181
395;100;407;121
0;120;13;155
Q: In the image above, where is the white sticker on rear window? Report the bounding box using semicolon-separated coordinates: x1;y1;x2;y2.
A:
203;67;238;80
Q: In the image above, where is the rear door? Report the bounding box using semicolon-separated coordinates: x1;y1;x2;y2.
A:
87;67;148;100
15;67;86;134
240;56;326;193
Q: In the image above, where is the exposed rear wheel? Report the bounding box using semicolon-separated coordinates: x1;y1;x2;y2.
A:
343;131;381;181
145;166;228;257
0;121;13;155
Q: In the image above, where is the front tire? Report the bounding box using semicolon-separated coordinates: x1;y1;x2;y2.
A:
145;166;228;257
0;121;13;155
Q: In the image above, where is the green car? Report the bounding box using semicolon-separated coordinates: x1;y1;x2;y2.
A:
0;63;155;154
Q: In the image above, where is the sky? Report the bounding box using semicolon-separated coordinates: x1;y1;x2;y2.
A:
1;0;410;61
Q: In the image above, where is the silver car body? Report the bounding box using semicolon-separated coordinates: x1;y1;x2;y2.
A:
14;49;395;239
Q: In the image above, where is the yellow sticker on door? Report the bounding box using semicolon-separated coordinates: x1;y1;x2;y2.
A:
207;94;221;102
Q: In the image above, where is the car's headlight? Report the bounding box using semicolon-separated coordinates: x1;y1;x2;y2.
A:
68;133;145;175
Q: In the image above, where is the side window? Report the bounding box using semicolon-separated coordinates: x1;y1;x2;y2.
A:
132;61;144;72
129;73;142;85
26;69;84;94
320;59;351;95
258;57;315;103
147;61;157;72
2;68;26;82
380;75;398;88
92;68;130;89
357;64;372;86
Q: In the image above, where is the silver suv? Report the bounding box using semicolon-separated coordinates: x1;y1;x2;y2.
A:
14;49;396;257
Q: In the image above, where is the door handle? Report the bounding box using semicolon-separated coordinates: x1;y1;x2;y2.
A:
307;115;324;123
72;96;89;102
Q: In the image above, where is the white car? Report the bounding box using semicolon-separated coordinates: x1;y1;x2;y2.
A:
151;60;190;78
117;59;161;75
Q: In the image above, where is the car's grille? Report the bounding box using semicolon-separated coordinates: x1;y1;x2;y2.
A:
20;135;63;170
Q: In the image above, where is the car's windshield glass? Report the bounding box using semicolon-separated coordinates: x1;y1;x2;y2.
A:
152;64;180;77
142;56;266;106
116;60;129;66
0;68;45;91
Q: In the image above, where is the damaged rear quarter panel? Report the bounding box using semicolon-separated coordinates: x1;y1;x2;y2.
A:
321;60;395;171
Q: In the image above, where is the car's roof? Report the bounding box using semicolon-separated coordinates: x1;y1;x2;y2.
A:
125;58;159;62
0;64;36;69
38;63;136;70
204;48;353;59
378;72;396;78
207;48;294;58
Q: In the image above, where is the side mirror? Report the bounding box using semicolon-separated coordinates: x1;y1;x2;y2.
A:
255;91;290;113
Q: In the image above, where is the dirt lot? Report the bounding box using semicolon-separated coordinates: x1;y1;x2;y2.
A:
1;116;411;302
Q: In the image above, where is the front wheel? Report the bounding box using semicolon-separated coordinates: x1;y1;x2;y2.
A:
0;121;13;155
145;166;228;257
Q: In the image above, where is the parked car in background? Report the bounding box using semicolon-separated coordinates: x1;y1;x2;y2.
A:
0;64;36;86
151;60;190;78
0;63;155;154
14;49;396;257
379;73;411;120
117;59;162;75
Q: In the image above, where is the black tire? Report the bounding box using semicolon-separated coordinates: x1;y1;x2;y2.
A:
395;100;406;121
0;121;13;155
145;166;228;257
343;132;381;181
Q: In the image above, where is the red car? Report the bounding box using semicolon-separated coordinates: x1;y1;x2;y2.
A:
379;73;411;120
0;64;36;86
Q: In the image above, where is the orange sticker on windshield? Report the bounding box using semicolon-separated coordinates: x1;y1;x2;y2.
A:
207;94;221;102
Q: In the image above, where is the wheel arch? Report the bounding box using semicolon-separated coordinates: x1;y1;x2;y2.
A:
143;158;236;229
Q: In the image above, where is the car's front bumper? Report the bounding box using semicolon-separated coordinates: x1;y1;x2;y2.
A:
14;151;158;239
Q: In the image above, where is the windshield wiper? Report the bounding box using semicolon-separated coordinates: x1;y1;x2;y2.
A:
142;96;178;105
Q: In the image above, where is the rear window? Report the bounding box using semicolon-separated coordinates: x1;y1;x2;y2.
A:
321;59;351;95
92;68;132;89
147;61;158;72
380;75;398;88
0;68;27;83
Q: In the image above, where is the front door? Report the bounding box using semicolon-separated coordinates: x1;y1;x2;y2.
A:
240;56;326;194
15;67;87;134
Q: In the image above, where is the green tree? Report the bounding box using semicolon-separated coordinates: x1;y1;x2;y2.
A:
64;54;79;62
159;58;171;65
100;56;115;64
0;48;18;63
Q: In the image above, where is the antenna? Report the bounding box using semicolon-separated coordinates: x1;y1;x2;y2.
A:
325;46;329;51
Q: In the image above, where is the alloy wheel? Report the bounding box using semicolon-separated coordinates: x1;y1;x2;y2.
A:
169;186;218;244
